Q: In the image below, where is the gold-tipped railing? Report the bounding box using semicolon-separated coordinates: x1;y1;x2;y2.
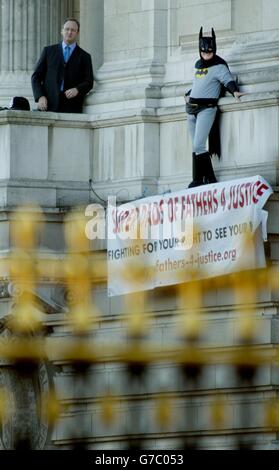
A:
0;206;278;449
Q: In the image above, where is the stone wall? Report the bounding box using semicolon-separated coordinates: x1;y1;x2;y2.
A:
0;0;279;450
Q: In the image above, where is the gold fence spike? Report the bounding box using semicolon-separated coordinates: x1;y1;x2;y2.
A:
45;389;62;426
265;400;279;429
10;300;43;333
64;209;90;252
0;387;10;424
177;281;203;340
11;205;44;251
155;395;173;429
210;396;227;429
100;395;118;426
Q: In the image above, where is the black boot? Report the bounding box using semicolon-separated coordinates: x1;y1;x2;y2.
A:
188;153;204;188
200;152;217;184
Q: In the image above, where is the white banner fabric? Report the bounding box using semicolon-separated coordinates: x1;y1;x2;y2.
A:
107;175;273;297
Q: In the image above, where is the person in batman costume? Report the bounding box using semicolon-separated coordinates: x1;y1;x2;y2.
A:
185;27;245;188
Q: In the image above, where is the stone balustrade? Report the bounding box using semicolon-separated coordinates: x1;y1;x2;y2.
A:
0;90;278;212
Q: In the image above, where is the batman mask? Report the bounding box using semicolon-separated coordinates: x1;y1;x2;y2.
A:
199;27;217;55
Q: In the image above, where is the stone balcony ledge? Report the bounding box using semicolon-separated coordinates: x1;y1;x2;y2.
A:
0;90;278;209
1;89;279;124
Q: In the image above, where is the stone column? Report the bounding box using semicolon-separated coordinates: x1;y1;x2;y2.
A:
84;0;168;112
0;0;75;104
79;0;104;73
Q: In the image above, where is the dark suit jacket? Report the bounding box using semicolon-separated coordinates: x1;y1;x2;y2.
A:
31;43;94;113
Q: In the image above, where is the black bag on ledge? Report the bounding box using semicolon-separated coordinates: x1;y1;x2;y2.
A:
9;96;31;110
0;96;31;111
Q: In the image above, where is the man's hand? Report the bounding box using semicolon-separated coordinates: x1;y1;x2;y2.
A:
234;91;246;101
64;88;79;99
38;96;48;111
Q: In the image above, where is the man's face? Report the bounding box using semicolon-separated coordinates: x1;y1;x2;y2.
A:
62;21;79;44
199;36;215;56
201;51;214;61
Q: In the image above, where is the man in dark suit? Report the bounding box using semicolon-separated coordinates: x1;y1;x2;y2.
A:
31;18;93;113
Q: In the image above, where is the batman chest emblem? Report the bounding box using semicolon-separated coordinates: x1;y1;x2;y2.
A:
195;68;208;78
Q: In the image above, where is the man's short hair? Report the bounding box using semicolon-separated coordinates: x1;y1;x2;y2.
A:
63;18;80;32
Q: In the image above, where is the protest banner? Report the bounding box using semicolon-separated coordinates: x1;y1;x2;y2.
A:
107;176;273;296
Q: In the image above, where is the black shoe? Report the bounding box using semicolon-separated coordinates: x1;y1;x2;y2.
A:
188;179;203;188
200;152;217;184
188;152;204;188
